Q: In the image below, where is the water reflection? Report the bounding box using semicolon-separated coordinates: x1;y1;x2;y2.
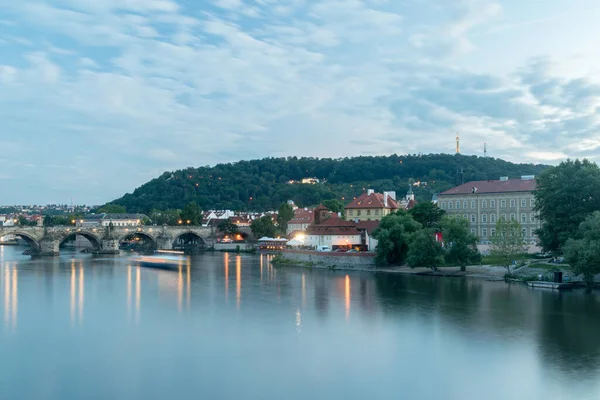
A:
3;264;18;332
236;255;241;310
345;275;351;321
70;260;85;326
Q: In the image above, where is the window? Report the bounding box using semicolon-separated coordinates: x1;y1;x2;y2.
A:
367;210;371;215
482;200;487;209
521;229;527;238
510;199;516;208
463;201;468;209
490;214;496;223
348;210;354;216
440;202;446;209
531;228;536;237
530;198;535;208
521;214;527;223
471;228;476;234
521;199;527;208
357;210;362;216
463;214;468;220
482;214;487;223
491;228;496;237
501;214;507;221
456;201;460;209
375;209;379;215
490;200;496;208
470;200;475;209
501;200;506;208
530;214;536;222
482;228;488;237
471;214;476;223
510;213;516;221
448;202;453;209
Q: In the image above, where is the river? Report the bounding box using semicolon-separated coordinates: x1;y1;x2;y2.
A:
1;245;600;399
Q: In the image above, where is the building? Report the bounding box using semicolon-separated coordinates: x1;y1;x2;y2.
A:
437;176;541;244
345;190;399;221
286;208;315;236
301;178;320;184
305;213;362;250
76;213;147;228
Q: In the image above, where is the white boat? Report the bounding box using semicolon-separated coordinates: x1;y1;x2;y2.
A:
134;250;185;269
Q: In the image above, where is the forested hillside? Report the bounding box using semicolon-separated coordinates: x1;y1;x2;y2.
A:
109;154;548;213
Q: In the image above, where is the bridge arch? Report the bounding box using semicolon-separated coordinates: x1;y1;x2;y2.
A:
118;230;158;251
59;231;102;252
10;231;41;252
172;231;207;252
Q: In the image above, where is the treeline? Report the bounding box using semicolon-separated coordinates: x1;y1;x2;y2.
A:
108;154;547;213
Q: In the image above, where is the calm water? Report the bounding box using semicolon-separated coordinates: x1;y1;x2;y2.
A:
1;246;600;400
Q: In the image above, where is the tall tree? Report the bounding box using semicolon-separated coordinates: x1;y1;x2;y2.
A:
277;203;295;233
563;211;600;287
97;204;127;214
535;159;600;253
440;216;480;270
251;216;278;239
407;229;445;271
219;219;240;235
149;209;181;226
180;202;202;225
372;211;422;266
409;202;445;229
490;219;527;273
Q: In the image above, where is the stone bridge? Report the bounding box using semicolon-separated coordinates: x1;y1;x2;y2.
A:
0;225;214;256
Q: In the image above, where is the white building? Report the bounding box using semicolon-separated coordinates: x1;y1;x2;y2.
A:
77;213;147;228
304;214;362;249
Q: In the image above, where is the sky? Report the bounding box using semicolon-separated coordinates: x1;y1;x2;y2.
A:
2;0;600;205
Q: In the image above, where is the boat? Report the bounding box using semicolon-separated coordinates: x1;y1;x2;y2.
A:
134;250;186;269
526;281;583;290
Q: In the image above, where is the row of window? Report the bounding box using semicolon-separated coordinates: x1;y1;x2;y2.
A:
459;213;537;224
348;209;380;217
440;198;534;210
472;228;536;238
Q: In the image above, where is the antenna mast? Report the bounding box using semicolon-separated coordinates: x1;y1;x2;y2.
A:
484;142;487;158
456;133;460;154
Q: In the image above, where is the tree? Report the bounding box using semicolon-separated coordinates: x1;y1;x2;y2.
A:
149;209;181;226
180;202;202;225
251;216;278;239
219;219;240;235
407;229;445;271
535;159;600;253
409;201;445;229
563;211;600;287
322;199;345;218
17;216;36;226
490;219;527;273
440;216;480;270
97;204;127;214
277;203;295;233
372;210;422;266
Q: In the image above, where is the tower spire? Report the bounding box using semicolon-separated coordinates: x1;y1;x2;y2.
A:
484;142;487;157
456;133;460;154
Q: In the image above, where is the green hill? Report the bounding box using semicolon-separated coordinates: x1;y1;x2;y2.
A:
109;154;548;213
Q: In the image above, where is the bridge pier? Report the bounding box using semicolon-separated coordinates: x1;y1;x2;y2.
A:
97;239;120;255
156;234;173;250
37;239;60;256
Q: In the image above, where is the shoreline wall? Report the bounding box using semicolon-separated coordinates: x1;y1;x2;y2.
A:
280;249;376;270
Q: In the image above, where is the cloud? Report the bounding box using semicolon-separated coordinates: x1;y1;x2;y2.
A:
1;0;600;204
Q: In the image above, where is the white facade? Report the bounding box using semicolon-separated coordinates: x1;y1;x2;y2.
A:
305;233;361;249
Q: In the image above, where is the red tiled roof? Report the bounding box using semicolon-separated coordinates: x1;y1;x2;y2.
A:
314;204;330;212
406;199;416;210
289;209;315;224
306;214;360;236
317;213;356;227
345;192;399;210
355;220;380;235
439;179;536;196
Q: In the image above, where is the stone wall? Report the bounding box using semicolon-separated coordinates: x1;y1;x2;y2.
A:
280;249;376;270
214;242;254;251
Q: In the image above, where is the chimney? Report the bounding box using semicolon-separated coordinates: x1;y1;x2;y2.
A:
367;189;374;195
500;177;508;181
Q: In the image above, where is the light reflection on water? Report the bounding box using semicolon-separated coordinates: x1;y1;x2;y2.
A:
1;247;600;399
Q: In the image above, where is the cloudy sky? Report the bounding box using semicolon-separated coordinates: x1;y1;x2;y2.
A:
1;0;600;205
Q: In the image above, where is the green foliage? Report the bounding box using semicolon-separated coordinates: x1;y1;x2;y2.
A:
140;216;152;226
17;216;37;226
180;201;202;225
218;219;240;235
440;216;480;267
106;154;547;212
322;199;345;218
407;229;445;270
43;215;70;226
251;216;278;239
490;219;527;272
534;159;600;253
563;211;600;287
409;201;445;229
372;210;422;266
277;203;295;232
97;204;127;214
149;209;181;226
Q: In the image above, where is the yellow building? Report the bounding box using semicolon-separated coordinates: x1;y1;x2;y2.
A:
345;190;399;221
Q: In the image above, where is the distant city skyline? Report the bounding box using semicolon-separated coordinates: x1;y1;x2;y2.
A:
2;0;600;204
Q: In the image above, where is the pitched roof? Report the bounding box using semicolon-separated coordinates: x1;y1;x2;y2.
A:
355;220;380;235
306;214;360;236
439;179;536;196
289;209;315;224
84;213;146;220
314;204;330;212
345;192;399;210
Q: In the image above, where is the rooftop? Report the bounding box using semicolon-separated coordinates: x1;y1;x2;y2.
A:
439;179;536;196
345;192;399;210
